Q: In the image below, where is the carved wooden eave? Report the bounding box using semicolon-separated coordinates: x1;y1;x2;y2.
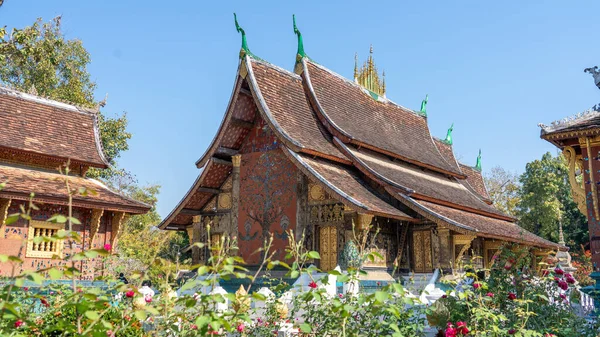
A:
300;58;467;180
282;147;416;222
540;127;600;148
110;211;127;247
563;146;587;215
0;198;11;233
88;209;104;244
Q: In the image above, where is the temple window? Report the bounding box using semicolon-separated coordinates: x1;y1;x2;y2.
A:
26;221;65;258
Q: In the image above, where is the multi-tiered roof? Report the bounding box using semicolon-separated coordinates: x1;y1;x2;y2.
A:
160;16;558;249
0;86;150;214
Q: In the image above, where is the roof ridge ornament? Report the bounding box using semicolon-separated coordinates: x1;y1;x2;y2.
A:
420;94;428;116
355;46;386;98
584;66;600;89
443;123;454;145
234;13;251;58
475;149;482;171
293;14;306;61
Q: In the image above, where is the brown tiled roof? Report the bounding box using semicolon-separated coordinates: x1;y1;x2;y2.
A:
459;163;491;200
303;61;462;177
433;138;462;173
540;110;600;136
413;199;560;249
339;143;509;218
0;87;109;167
247;59;348;163
284;149;413;221
0;164;149;213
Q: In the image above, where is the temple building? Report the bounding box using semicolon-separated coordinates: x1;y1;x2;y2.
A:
0;86;150;279
160;16;560;277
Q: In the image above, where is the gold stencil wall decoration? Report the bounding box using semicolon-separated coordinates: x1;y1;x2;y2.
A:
218;193;232;210
412;230;433;273
308;183;326;202
319;226;338;271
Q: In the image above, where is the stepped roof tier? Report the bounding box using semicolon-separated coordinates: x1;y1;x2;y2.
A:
0;86;150;214
160;24;559;250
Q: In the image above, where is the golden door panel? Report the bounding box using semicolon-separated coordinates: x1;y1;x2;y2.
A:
319;226;337;271
412;230;433;273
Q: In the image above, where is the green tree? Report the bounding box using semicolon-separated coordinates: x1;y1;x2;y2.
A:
484;166;520;217
517;152;588;246
0;17;131;177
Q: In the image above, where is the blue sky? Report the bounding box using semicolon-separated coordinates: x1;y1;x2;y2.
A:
2;1;600;217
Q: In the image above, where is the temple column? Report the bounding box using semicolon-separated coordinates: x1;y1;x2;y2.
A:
191;215;203;265
431;228;441;270
437;228;452;273
231;155;241;241
296;173;309;242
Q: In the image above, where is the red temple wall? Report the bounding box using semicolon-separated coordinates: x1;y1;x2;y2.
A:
0;201;114;280
237;118;297;264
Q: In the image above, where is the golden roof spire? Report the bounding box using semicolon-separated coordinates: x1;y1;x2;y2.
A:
355;45;385;97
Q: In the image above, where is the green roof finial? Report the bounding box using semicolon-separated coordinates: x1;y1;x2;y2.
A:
475;149;482;171
420;94;428;116
234;13;250;58
443;123;454;145
293;15;306;60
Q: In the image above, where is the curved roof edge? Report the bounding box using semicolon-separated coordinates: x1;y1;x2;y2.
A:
333;137;415;194
300;59;465;179
281;146;415;221
159;160;214;229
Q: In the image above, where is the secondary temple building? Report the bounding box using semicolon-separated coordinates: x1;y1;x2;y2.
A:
0;87;150;279
160;17;560;276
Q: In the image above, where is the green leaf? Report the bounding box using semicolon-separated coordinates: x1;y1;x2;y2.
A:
47;214;67;223
85;310;100;320
48;268;63;280
134;310;147;321
374;291;388;303
299;323;312;333
307;251;321;260
5;213;20;225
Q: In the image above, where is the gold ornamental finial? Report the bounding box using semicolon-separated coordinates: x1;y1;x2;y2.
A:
355;45;385;97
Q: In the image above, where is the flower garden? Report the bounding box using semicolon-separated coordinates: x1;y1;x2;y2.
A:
1;193;598;337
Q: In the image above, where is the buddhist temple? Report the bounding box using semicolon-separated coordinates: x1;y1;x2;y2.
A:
160;16;560;278
0;86;151;279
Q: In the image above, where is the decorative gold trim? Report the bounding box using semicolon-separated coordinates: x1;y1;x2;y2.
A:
110;212;126;247
192;215;202;223
453;234;476;245
232;154;242;168
563;146;587;215
543;128;600;141
26;220;65;259
0;198;11;233
453;235;475;271
308;183;326;202
217;193;232;210
239;63;248;79
356;213;373;231
89;209;104;244
186;226;194;241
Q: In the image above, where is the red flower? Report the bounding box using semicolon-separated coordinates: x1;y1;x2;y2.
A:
486;292;494;297
508;329;516;334
554;268;564;275
456;321;469;334
442;294;448;299
191;324;198;330
104;244;112;251
542;270;549;277
473;283;481;289
445;323;457;337
14;320;23;328
125;290;135;298
145;296;152;303
558;280;568;291
308;281;317;289
338;294;343;298
504;263;512;270
40;297;50;307
508;292;517;300
23;287;29;292
560;294;567;300
566;276;576;284
236;323;245;332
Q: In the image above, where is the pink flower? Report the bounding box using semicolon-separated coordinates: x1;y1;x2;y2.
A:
473;283;481;289
554;268;564;275
14;320;23;328
23;287;29;292
504;264;512;270
145;295;152;303
566;276;576;284
445;323;457;337
106;330;115;337
191;324;198;330
486;292;494;297
338;294;343;298
236;323;245;332
125;290;135;298
308;281;317;289
103;244;112;251
508;292;517;300
560;294;567;300
558;280;568;291
456;321;469;334
508;329;516;334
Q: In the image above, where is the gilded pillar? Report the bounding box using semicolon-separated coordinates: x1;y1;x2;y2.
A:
437;228;452;272
191;215;203;265
296;173;309;242
431;228;441;270
231;155;241;241
356;213;373;231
